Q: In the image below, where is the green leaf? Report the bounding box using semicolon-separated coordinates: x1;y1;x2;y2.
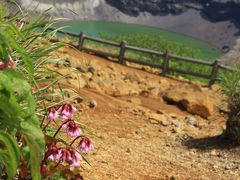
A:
0;131;20;180
0;70;45;179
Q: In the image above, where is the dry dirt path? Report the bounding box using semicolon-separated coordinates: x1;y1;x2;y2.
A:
56;48;240;179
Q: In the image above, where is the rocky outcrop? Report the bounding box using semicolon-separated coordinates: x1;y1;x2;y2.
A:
106;0;240;22
163;84;216;118
105;0;197;16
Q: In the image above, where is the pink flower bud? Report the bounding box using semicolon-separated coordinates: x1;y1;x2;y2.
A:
62;121;81;137
0;61;5;70
47;144;62;161
47;107;59;121
59;104;77;120
78;137;94;153
59;147;82;168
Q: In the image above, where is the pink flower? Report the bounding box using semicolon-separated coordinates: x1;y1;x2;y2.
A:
0;61;5;70
68;148;82;168
62;121;81;137
59;104;77;120
59;147;82;168
47;107;59;121
47;144;62;161
78;137;94;153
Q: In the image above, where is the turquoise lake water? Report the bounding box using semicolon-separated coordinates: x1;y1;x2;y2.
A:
55;20;222;61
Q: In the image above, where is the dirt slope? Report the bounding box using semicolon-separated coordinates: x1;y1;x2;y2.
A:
56;48;240;179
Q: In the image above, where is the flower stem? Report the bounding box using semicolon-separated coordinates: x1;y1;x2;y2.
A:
52;119;72;138
40;113;46;128
42;120;51;132
70;135;83;146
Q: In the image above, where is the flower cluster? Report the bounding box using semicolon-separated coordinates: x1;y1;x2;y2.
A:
47;104;77;121
41;103;93;176
47;104;81;136
46;145;82;168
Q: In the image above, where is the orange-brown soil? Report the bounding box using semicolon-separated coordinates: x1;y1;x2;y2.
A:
54;47;240;180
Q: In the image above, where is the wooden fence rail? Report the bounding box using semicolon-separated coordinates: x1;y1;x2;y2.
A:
48;27;231;87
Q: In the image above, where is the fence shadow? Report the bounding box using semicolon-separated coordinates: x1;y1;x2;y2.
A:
183;134;238;150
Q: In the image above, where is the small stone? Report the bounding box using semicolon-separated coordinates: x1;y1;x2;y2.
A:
161;119;170;127
89;100;97;108
124;72;140;83
210;150;217;156
185;116;197;126
170;176;176;180
74;97;83;104
126;148;132;153
76;66;87;73
171;119;181;128
148;113;165;122
224;164;231;170
149;119;159;125
88;66;95;74
114;114;120;119
156;110;164;114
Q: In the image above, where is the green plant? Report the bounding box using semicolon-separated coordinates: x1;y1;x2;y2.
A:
0;70;44;180
0;3;93;179
220;63;240;143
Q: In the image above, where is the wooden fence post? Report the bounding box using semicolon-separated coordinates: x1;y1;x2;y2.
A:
119;41;126;64
161;51;170;75
78;32;85;51
208;60;219;87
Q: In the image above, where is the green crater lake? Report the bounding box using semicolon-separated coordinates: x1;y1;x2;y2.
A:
55;21;222;61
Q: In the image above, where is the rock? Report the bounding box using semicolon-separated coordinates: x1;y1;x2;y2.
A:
224;164;231;170
185;116;197;126
148;87;161;96
171;119;181;128
156;110;164;114
89;100;97;108
148;113;166;122
88;66;95;74
126;148;132;153
74;97;83;104
210;150;218;156
113;114;120;119
163;84;216;118
124;72;140;83
149;119;159;125
161;119;170;127
76;66;87;73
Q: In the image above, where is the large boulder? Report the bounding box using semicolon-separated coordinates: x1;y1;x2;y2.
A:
163;84;216;118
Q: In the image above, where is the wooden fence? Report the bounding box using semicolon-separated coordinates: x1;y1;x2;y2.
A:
48;28;231;87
